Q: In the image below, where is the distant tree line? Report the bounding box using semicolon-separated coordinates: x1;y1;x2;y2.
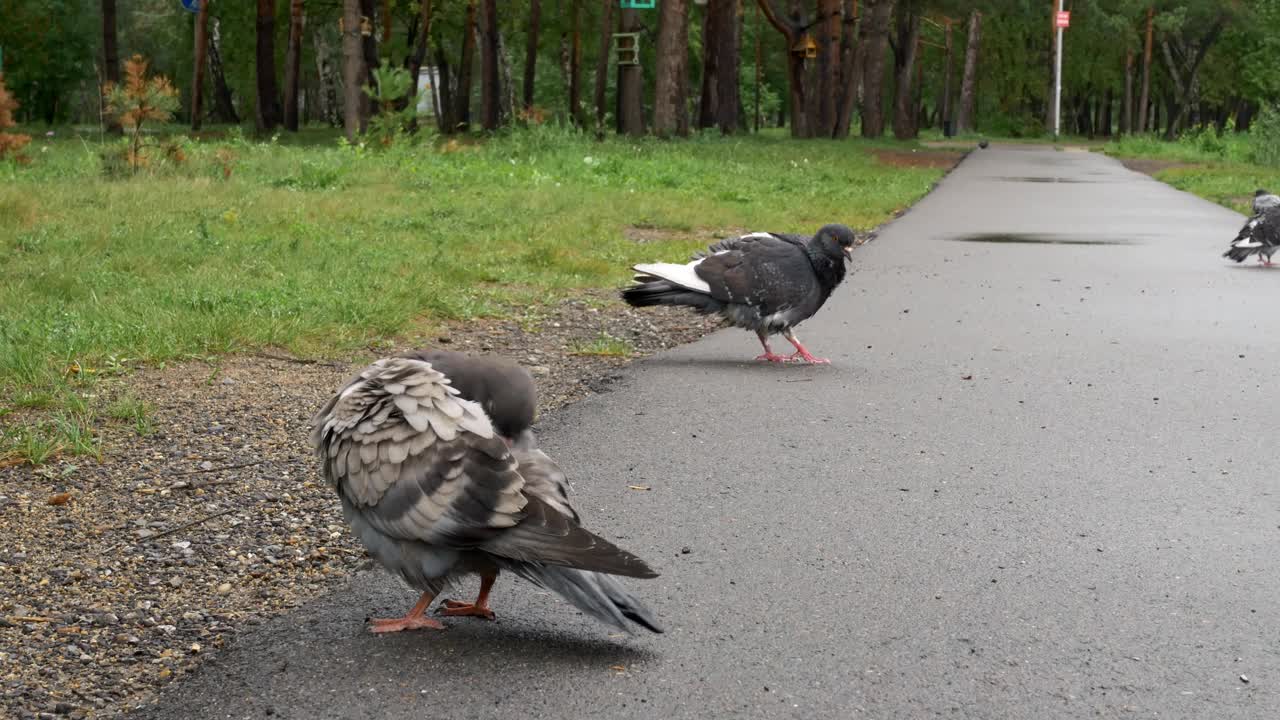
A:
0;0;1276;141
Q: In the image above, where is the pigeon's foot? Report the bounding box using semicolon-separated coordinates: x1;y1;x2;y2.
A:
755;352;789;363
781;331;831;364
436;572;496;620
368;591;442;633
438;599;496;620
787;350;831;364
369;615;446;633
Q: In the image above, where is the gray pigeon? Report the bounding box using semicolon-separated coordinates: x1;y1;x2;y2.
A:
621;224;859;364
309;356;661;634
1253;188;1280;214
1224;205;1280;266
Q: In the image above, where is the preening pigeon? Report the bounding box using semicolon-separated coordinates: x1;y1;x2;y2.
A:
309;355;661;634
1224;204;1280;266
622;224;859;364
1253;189;1280;214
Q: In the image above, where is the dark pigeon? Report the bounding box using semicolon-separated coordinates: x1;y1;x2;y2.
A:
309;356;661;634
1224;204;1280;266
621;224;859;364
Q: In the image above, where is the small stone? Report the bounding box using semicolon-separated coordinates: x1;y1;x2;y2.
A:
220;377;235;385
199;461;214;471
1240;674;1249;684
168;576;183;588
529;366;551;377
680;546;691;554
216;583;233;594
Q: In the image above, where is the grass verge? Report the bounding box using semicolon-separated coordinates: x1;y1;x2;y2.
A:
1;125;949;464
1103;133;1280;214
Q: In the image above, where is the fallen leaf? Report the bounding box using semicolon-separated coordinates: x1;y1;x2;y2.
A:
609;664;627;673
47;492;73;506
961;375;973;380
627;485;651;491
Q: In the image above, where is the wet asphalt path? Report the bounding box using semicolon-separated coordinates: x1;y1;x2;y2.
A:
129;146;1279;719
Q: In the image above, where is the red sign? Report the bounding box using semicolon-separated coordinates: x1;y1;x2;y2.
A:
1055;11;1070;28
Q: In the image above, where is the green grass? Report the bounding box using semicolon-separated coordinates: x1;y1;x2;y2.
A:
0;124;948;464
570;332;636;358
1104;132;1280;214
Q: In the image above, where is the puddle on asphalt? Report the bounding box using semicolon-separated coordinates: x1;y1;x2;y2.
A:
992;176;1094;183
948;233;1135;246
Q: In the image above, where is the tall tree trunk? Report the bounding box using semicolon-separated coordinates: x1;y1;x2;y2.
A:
699;0;740;133
953;9;980;134
406;0;433;108
941;16;952;130
312;27;338;127
101;0;121;133
283;0;304;131
616;8;644;136
1101;88;1113;137
1121;48;1134;134
756;0;812;138
859;0;895;138
480;0;501;130
523;0;541;110
455;1;477;130
833;0;860;138
191;0;210;131
891;7;919;140
341;0;363;140
815;0;841;137
1137;6;1153;132
1236;100;1255;132
256;0;282;132
435;47;456;131
359;0;379;122
498;29;516;123
593;0;614;130
569;0;582;124
653;0;690;137
210;19;241;123
1159;18;1226;141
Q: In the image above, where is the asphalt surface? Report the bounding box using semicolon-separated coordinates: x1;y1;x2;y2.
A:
129;146;1279;719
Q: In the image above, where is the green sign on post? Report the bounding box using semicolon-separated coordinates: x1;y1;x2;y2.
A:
620;0;656;8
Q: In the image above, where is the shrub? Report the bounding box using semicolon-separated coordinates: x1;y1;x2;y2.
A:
0;74;32;163
1250;104;1280;168
102;54;180;174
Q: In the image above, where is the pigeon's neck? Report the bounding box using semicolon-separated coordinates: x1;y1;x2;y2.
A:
805;245;848;293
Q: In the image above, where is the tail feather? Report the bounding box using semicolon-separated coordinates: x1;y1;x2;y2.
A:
508;564;664;634
1225;219;1264;262
622;279;724;315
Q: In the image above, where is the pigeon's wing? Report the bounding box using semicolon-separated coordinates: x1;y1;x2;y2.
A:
310;358;527;548
693;231;798;259
512;446;580;523
693;234;817;314
311;358;653;578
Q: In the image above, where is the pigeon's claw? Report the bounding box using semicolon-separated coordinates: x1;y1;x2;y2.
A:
436;572;496;620
438;600;496;620
368;591;443;633
781;331;831;365
369;615;446;633
787;351;831;364
755;352;789;363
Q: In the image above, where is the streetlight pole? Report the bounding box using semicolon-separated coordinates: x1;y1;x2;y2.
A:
1053;0;1064;138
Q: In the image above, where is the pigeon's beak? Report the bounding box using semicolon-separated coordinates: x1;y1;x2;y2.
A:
842;245;854;259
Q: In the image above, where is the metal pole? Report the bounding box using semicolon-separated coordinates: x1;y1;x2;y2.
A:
1053;0;1063;138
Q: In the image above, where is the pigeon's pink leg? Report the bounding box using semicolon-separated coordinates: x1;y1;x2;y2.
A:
754;332;788;363
438;572;497;620
782;330;831;365
369;591;444;633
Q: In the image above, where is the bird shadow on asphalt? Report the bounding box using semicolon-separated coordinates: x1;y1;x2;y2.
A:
351;620;659;667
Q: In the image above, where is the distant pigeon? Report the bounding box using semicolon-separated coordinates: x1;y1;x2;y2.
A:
1253;189;1280;214
978;139;989;149
1223;205;1280;266
622;224;859;364
310;355;661;634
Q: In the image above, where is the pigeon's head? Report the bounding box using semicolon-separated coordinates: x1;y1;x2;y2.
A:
1256;189;1272;197
402;349;536;443
812;224;859;262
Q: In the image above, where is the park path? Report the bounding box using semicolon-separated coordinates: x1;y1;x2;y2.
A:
129;146;1280;719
